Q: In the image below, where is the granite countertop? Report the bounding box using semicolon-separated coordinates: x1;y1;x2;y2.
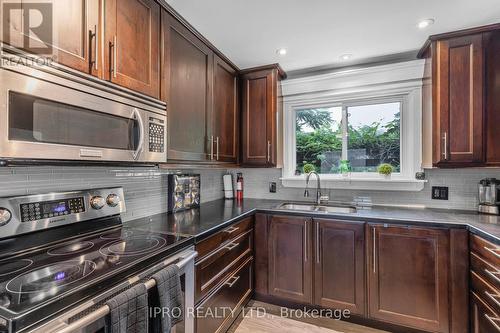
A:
126;198;500;244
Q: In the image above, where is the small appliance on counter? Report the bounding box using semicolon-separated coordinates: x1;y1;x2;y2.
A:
223;174;234;199
478;178;500;215
168;174;201;213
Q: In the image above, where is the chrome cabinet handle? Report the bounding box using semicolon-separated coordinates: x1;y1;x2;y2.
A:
484;246;500;259
224;242;239;251
89;25;98;70
316;222;320;264
132;108;144;160
372;226;376;273
485;314;500;331
210;136;214;160
442;132;448;160
225;275;240;288
485;291;500;308
485;269;500;284
267;141;271;163
110;36;117;78
216;137;220;160
224;226;239;234
304;220;308;262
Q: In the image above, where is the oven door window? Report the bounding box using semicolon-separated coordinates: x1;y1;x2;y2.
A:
9;92;139;150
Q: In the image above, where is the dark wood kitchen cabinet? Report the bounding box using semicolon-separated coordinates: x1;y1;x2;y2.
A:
212;55;239;163
241;65;285;167
7;0;102;76
104;0;160;98
314;219;365;315
268;215;313;303
367;224;450;332
161;9;214;162
420;24;500;168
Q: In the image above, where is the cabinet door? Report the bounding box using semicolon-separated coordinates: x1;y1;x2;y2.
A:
212;56;238;163
105;0;160;98
241;69;277;167
268;215;312;303
434;34;484;165
8;0;101;76
314;219;365;315
161;10;213;162
368;224;450;332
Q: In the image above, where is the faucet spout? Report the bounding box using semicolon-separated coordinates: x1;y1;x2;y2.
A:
304;171;327;205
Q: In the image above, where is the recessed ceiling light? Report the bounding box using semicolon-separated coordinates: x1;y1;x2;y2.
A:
276;48;287;56
417;18;435;29
339;54;353;61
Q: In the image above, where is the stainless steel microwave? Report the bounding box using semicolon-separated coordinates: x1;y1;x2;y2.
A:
0;67;167;163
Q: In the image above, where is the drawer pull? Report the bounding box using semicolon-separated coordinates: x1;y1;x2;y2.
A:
484;246;500;259
486;269;500;285
485;291;500;308
224;226;239;234
225;275;240;288
223;242;239;251
485;314;500;331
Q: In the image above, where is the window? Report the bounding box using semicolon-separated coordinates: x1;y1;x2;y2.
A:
296;100;401;175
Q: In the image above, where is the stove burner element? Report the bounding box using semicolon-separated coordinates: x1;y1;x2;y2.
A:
100;236;166;257
47;241;95;256
0;259;33;277
100;230;132;240
6;260;96;294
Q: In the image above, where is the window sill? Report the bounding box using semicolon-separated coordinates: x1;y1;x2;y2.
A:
280;176;426;191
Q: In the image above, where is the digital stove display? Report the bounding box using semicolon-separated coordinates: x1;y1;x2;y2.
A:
20;197;85;222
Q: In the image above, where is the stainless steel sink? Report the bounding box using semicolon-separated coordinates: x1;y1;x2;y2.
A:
277;202;357;214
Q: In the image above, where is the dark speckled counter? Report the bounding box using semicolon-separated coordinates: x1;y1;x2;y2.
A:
125;198;500;244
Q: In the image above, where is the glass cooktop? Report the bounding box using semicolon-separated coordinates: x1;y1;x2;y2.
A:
0;227;189;315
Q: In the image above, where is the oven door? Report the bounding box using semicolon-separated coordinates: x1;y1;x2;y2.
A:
0;71;166;163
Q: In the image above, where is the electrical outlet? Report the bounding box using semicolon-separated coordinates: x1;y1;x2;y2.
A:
269;182;277;193
431;186;449;200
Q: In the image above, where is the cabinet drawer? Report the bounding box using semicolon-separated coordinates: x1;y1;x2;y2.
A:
471;234;500;267
196;216;253;259
196;230;253;302
471;270;500;315
195;257;253;333
471;291;500;332
471;252;500;291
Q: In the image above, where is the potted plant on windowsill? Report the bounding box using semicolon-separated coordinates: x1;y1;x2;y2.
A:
377;163;394;179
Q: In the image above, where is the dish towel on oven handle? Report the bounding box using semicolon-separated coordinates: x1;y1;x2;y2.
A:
105;282;148;333
151;264;184;333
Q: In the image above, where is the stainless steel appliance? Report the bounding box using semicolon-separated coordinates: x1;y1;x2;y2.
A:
0;66;166;163
479;178;500;215
168;174;201;213
0;188;196;333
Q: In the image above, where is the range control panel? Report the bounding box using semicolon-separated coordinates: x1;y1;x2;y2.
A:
20;197;85;222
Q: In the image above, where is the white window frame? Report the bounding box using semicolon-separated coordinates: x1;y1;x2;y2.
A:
281;60;426;191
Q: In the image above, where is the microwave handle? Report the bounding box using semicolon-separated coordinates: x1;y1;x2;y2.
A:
132;108;145;160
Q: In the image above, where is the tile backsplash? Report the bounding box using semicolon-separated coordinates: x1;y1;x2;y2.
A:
230;168;500;211
0;166;226;221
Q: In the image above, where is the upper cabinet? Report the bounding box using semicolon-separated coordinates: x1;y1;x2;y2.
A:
161;10;213;162
105;0;160;98
5;0;101;76
241;65;285;167
420;24;500;167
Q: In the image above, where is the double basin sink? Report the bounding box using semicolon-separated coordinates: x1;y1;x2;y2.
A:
277;202;357;214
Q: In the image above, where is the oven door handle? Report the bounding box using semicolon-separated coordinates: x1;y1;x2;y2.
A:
132;108;145;160
54;250;198;333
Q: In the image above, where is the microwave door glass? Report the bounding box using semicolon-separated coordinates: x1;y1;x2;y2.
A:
9;91;140;151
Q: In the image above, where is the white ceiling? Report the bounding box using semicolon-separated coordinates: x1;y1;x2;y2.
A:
165;0;500;72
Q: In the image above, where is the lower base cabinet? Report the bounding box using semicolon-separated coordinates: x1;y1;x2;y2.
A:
195;257;253;333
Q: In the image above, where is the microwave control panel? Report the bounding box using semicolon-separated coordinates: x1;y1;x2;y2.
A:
149;117;165;153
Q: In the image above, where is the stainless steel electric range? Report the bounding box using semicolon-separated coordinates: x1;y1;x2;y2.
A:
0;188;196;333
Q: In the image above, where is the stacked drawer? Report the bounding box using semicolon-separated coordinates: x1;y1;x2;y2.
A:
194;216;254;333
470;234;500;332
